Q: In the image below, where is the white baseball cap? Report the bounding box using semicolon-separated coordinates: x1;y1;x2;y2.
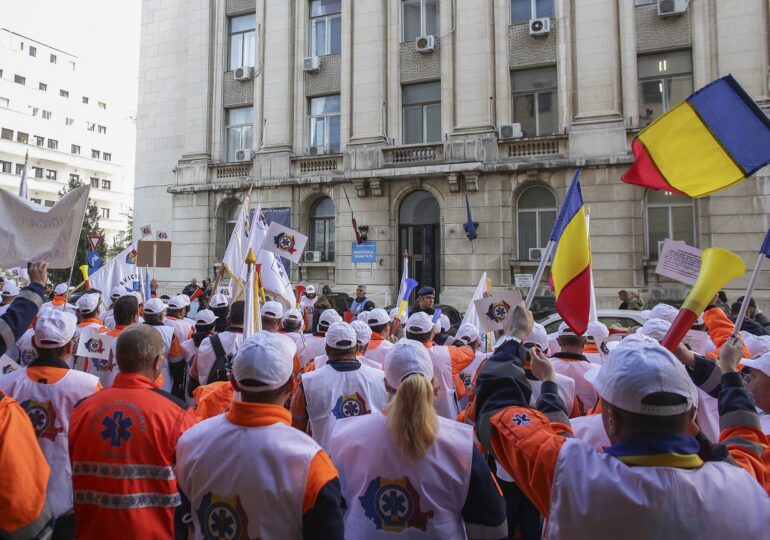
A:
742;352;770;377
1;282;20;297
367;308;390;327
233;332;297;392
557;321;582;337
385;339;434;390
209;293;229;309
457;323;480;344
641;303;678;323
319;309;341;328
524;322;549;352
34;309;77;348
144;298;167;315
586;321;609;343
406;312;434;334
54;283;68;295
282;308;303;323
306;285;316;295
351;320;372;346
584;340;697;416
130;291;144;304
356;311;370;323
261;300;284;320
325;321;358;349
746;334;770;359
390;308;406;322
168;295;190;309
195;309;218;325
76;293;99;313
438;314;450;333
637;318;671;341
110;285;127;299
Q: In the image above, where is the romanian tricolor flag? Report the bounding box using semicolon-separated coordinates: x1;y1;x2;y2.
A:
550;171;591;336
623;75;770;197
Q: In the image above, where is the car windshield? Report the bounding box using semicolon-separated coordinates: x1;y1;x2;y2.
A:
544;316;642;334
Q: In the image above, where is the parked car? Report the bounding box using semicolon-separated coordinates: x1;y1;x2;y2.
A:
383;304;463;335
530;296;556;322
539;309;647;335
68;288;104;306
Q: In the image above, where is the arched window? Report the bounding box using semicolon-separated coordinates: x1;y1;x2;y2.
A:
310;197;335;261
517;186;556;260
399;189;440;225
645;190;695;260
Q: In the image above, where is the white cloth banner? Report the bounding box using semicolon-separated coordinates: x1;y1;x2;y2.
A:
461;272;488;331
261;222;308;264
88;243;139;305
221;193;251;280
0;186;90;268
248;208;295;309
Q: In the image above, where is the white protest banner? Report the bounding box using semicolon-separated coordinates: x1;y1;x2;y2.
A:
0;354;20;375
261;222;308;264
156;230;171;241
682;329;708;356
76;329;116;360
473;290;524;333
0;186;90;268
88;243;139;305
514;274;534;288
461;272;488;330
655;239;702;286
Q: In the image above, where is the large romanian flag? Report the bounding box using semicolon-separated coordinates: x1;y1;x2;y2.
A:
623;75;770;197
550;171;591;336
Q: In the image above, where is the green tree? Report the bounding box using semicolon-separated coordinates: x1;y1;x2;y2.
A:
107;207;133;258
48;177;106;285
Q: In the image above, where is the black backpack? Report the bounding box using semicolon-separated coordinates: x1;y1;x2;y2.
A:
208;334;234;383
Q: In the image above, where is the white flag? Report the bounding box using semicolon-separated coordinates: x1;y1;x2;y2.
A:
245;208;296;309
88;243;140;306
221;194;251;281
0;186;90;268
18;151;28;199
461;272;488;330
261;222;308;264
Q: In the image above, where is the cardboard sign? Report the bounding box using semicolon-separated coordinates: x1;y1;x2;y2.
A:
655;239;702;286
139;224;153;237
76;329;116;360
514;274;533;288
156;230;171;241
682;329;708;356
137;240;172;268
473;290;524;333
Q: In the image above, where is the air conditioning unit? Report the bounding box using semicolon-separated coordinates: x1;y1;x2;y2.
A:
304;251;323;262
303;56;321;72
415;35;435;53
308;144;329;156
235;149;254;162
234;66;254;81
658;0;688;17
529;18;551;36
499;123;524;140
529;247;545;261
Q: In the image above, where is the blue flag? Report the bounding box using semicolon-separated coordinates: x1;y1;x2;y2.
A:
463;194;478;241
761;228;770;257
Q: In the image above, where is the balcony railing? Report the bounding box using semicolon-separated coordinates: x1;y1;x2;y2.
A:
501;135;567;159
292;155;343;176
212;162;251;180
382;142;445;166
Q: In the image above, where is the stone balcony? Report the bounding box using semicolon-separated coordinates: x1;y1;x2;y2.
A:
381;142;445;166
292;154;343;176
498;134;568;160
211;162;251;181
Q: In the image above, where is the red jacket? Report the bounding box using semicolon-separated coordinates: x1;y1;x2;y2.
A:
69;372;197;539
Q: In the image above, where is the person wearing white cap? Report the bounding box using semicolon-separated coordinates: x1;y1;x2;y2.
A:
549;322;598;414
583;320;609;365
280;307;305;348
142;298;186;397
475;330;770;539
164;294;194;344
0;281;20;317
328;339;507;539
299;308;341;368
100;286;128;329
291;322;387;448
361;308;394;368
349;320;382;370
179;309;218;405
85;295;140;387
194;300;245;385
73;293;109;371
433;313;452;346
404;312;474;420
261;300;284;333
0;309;100;536
732;352;770;435
41;283;77;316
208;292;230;333
300;284;319;331
455;323;489;410
0;262;49;361
176;332;345;539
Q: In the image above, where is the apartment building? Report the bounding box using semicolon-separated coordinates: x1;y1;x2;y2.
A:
0;28;134;245
135;0;770;308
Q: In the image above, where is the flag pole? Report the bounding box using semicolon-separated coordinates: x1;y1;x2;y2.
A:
524;241;555;309
732;253;765;338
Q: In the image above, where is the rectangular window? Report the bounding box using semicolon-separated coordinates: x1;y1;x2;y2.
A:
90;177;99;188
70;61;76;71
638;49;693;125
47;139;58;150
402;81;441;144
510;0;554;24
60;89;69;98
31;166;43;178
15;164;24;175
34;136;44;147
31;198;41;205
87;122;95;131
229;14;256;70
82;96;89;104
1;128;12;140
98;101;106;110
511;66;558;137
44;200;55;207
0;161;11;173
17;132;28;144
14;75;25;85
42;110;52;120
71;144;80;154
31;107;39;117
102;179;111;190
103;152;112;162
402;0;439;42
98;125;107;134
70;173;79;183
635;0;656;5
0;97;8;108
65;117;74;126
310;0;342;56
91;149;100;159
29;46;36;57
45;169;57;181
50;54;57;64
226;107;254;162
101;208;110;219
39;82;47;91
308;95;341;153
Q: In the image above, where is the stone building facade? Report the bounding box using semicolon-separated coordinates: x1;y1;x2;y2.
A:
135;0;770;309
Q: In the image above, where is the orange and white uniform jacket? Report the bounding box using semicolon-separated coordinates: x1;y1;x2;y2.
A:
164;315;194;344
193;381;234;421
703;306;751;360
422;341;474;420
299;334;327;368
0;390;54;540
549;351;599;413
69;372;198;540
175;400;345;540
361;331;393;368
75;317;109;371
85;324;129;387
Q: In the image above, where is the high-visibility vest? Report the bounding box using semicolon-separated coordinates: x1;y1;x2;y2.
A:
0;367;98;517
329;413;472;538
302;362;387;449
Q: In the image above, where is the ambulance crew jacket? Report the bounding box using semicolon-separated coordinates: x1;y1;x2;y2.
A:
165;315;194;344
422;342;474;419
74;317;109;371
175;400;345;540
0;361;100;519
196;328;243;385
474;360;770;540
328;413;507;539
145;321;185;394
363;331;393;368
69;372;198;539
85;324;128;387
0;282;44;357
0;390;54;540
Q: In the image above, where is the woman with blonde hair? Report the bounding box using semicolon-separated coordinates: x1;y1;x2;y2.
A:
327;339;506;539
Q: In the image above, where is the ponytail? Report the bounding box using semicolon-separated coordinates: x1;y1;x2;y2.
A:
387;375;438;459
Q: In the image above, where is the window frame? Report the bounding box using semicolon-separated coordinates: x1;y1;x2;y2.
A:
510;0;554;25
1;128;12;141
39;82;47;91
29;46;36;57
102;179;111;190
91;149;100;159
0;160;11;174
34;136;45;147
511;66;559;137
101;207;110;219
644;190;696;260
50;54;57;64
47;139;58;150
637;49;693;125
103;152;112;162
309;1;342;57
90;177;99;188
59;89;69;98
228;14;256;70
70;173;79;183
14;75;25;85
65;117;74;127
17;132;28;144
42;110;52;120
401;81;442;145
45;169;57;181
31;166;43;179
309;196;336;262
516;185;557;260
307;95;341;153
225;107;254;162
71;144;80;154
401;0;439;43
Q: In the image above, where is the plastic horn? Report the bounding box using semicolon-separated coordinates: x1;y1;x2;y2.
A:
79;265;90;290
660;247;746;352
295;285;305;309
390;278;418;336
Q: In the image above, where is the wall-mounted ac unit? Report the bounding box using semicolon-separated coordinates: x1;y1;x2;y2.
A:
234;66;253;81
415;35;435;53
529;247;545;261
529;18;551;36
304;251;323;262
658;0;688;17
308;144;329;156
499;123;524;140
303;56;321;72
235;149;253;161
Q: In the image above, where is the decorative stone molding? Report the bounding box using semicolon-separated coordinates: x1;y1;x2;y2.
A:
447;173;460;193
352;179;367;198
369;178;382;197
464;174;479;192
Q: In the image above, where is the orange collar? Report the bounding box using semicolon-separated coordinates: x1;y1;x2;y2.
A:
51;296;66;307
422;341;435;348
226;401;291;427
79;318;104;326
